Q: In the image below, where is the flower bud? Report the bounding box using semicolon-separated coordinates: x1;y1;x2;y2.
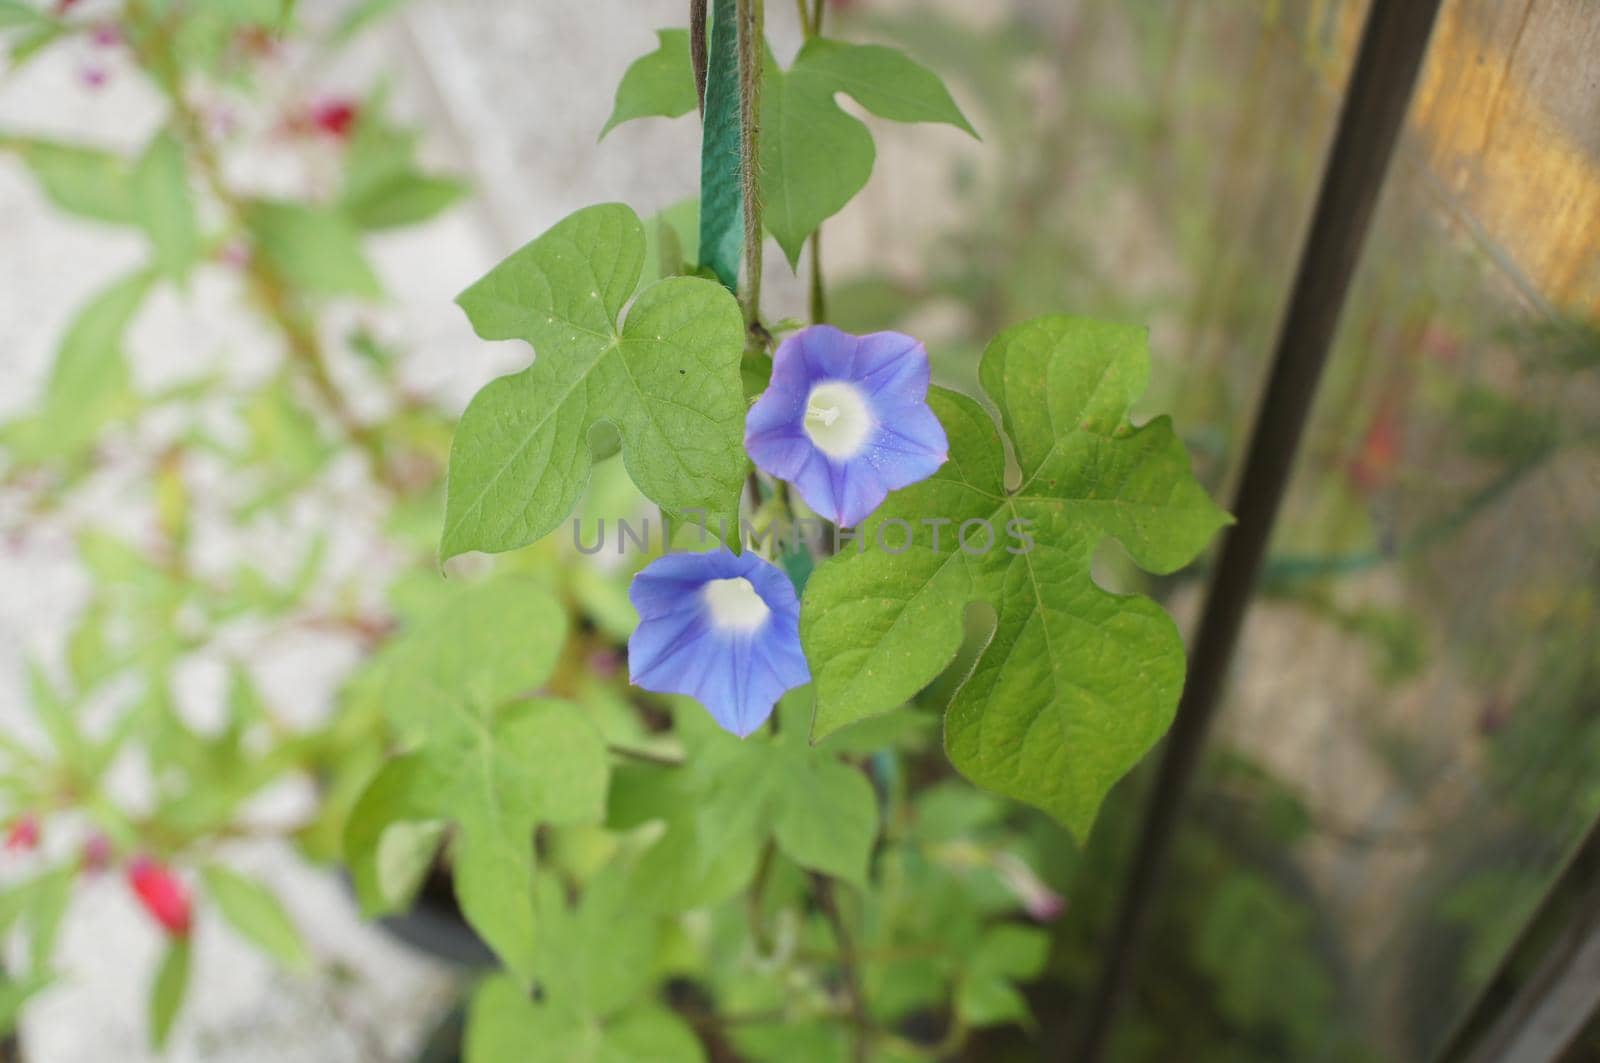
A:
82;832;113;873
309;98;359;139
128;858;192;937
5;814;40;852
994;852;1067;923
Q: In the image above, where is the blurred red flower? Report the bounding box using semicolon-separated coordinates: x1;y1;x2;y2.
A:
128;858;193;937
5;814;39;852
309;98;359;139
82;832;113;873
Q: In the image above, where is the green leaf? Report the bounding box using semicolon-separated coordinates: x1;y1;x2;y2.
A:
376;577;570;741
602;29;698;138
45;269;150;428
614;701;879;903
332;0;409;43
215;0;292;28
609;761;764;913
605;31;972;268
956;924;1049;1029
132;131;201;280
0;1;49;28
200;865;310;971
602;1007;706;1062
339;99;465;230
374;818;447;909
2;9;61;67
761;38;974;265
771;751;877;887
246;201;382;298
638;198;702;289
9;139;136;223
447;699;609;982
149;939;190;1050
791;39;975;134
0;971;51;1031
26;659;88;775
3;269;155;463
22;866;74;973
530;866;657;1018
345;698;609;983
344;757;438;912
801;317;1229;837
444;203;747;560
344;173;464;229
344;577;603;982
466;974;704;1063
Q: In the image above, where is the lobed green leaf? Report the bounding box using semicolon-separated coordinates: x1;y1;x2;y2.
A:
467;973;704;1063
801;316;1230;838
444;203;747;560
601;29;698;138
762;39;975;265
343;576;609;981
602;32;976;266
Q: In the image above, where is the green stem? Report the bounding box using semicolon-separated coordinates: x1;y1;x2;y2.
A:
605;744;685;768
813;873;871;1063
737;0;766;345
747;838;778;953
808;228;827;324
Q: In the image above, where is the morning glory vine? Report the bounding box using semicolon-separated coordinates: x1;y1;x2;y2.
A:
415;0;1225;1057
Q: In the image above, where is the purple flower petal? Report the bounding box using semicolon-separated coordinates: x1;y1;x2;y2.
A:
745;325;947;527
627;548;810;737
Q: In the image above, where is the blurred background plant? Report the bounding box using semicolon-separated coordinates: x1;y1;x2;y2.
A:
1;0;1597;1061
0;0;475;1050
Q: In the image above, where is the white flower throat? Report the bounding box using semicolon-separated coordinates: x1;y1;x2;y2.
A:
703;577;771;633
803;381;874;459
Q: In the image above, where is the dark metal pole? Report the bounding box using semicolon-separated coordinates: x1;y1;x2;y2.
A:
1070;2;1444;1059
1434;817;1600;1063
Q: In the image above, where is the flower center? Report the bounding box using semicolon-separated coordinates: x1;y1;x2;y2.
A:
702;577;771;633
803;380;873;459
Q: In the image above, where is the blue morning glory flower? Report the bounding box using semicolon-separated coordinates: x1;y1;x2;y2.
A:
744;325;948;527
628;548;810;737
